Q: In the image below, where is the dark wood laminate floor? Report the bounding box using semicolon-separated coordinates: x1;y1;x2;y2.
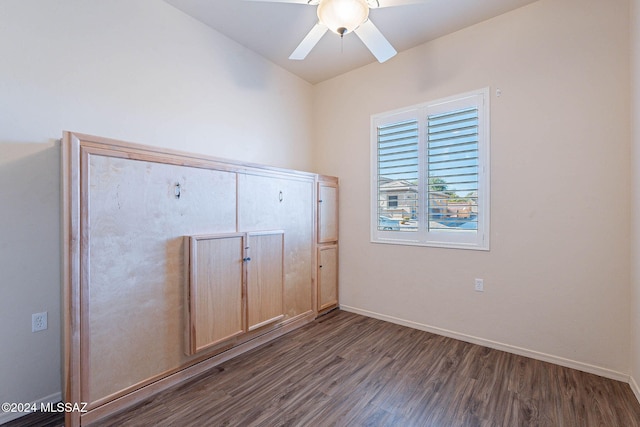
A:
7;310;640;426
1;411;63;427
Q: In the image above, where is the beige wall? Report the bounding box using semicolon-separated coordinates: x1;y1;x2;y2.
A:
631;0;640;399
0;0;313;420
314;0;632;378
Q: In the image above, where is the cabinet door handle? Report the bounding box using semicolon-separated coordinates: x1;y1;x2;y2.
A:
279;191;283;202
319;265;323;268
243;257;251;262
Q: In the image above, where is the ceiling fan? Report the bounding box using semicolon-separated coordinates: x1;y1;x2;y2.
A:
246;0;426;63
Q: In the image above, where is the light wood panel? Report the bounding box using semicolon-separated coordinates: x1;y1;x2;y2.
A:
85;154;237;405
316;175;339;313
246;231;285;331
61;134;82;427
318;178;338;243
189;234;245;353
318;244;338;311
237;173;314;320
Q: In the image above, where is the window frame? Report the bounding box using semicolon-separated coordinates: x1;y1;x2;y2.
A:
370;88;490;251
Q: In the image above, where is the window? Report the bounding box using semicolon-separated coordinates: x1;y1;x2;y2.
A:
371;88;490;250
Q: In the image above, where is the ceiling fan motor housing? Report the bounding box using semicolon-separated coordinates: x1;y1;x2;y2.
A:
317;0;370;35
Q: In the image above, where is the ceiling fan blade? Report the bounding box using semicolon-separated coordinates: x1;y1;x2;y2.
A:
354;19;397;63
289;23;328;60
373;0;428;8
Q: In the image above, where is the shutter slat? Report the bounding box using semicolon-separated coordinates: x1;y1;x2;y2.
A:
428;140;478;152
380;149;418;157
429;126;478;139
430;167;478;176
377;120;419;231
427;107;479;233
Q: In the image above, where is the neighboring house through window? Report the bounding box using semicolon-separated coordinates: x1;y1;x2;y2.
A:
371;88;490;250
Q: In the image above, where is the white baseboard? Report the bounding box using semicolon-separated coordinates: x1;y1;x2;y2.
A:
0;391;62;425
340;305;629;383
630;376;640;404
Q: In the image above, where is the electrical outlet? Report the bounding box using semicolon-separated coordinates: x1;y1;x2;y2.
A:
474;278;484;292
32;312;47;332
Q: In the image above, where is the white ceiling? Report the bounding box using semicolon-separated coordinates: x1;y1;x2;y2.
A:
163;0;539;84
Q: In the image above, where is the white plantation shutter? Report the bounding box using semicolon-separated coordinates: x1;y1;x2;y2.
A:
427;107;479;232
371;89;489;250
376;120;419;232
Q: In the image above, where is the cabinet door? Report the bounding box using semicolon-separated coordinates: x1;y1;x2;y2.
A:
246;231;285;331
318;180;338;243
318;245;338;311
187;234;244;354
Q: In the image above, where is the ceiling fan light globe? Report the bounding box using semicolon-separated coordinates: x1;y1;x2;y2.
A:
317;0;369;35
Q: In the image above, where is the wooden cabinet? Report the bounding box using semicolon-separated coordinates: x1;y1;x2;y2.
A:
316;176;339;313
62;132;326;426
186;231;285;355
